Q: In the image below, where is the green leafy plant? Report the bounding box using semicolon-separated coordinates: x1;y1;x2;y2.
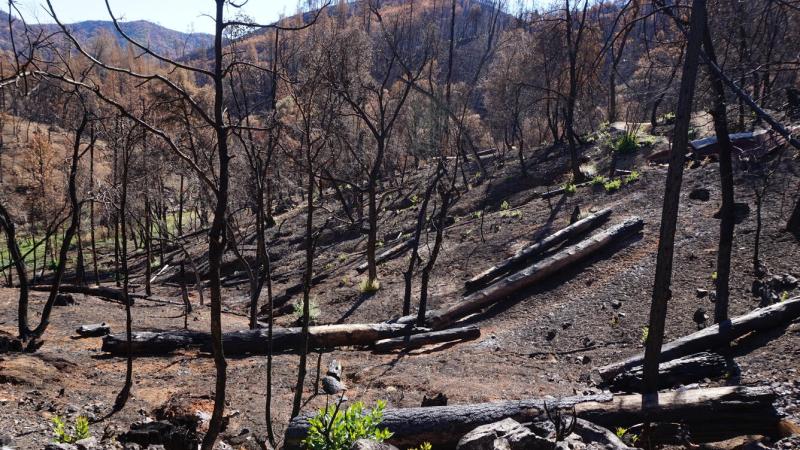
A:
409;443;433;450
781;291;790;302
303;400;392;450
292;297;321;323
641;326;649;344
615;427;627;439
500;200;510;211
472;210;483;220
52;416;90;444
658;112;676;124
591;175;608;186
563;182;577;196
603;179;622;193
613;132;639;154
711;271;718;282
624;170;640;184
359;278;381;294
639;134;657;146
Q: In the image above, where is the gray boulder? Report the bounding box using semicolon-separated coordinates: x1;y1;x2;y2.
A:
44;444;78;450
350;439;399;450
457;418;551;450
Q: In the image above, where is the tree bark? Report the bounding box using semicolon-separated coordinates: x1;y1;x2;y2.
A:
202;1;231;446
605;351;730;392
703;24;735;324
599;295;800;382
407;218;643;330
102;323;415;356
466;208;612;290
285;386;777;449
373;325;480;353
788;196;800;239
642;0;706;395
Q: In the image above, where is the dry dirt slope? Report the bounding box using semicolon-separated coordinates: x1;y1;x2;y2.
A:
0;144;799;448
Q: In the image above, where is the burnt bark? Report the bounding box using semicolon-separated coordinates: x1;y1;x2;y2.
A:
643;0;706;395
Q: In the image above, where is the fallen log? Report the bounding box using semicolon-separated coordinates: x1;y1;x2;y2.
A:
356;238;415;273
31;284;126;302
30;284;181;306
465;208;612;290
75;323;111;337
101;322;416;356
285;386;777;449
606;352;732;392
373;325;480;353
596;295;800;382
404;217;643;329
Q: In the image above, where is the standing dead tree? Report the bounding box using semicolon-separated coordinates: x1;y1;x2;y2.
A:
38;1;329;447
643;0;706;396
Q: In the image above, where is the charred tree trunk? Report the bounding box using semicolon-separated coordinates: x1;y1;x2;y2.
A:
703;26;736;324
643;0;706;395
102;323;415;356
406;218;643;329
373;325;480;353
599;296;800;382
466;208;612;290
285;386;778;449
202;2;231;446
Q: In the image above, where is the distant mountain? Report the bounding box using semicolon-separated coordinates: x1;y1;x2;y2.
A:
0;10;213;59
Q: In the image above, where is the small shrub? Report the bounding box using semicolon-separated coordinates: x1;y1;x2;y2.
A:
659;112;676;125
500;200;511;211
359;278;381;294
639;134;657;146
613;133;639;154
52;416;90;444
591;175;608;186
640;326;649;344
563;183;577;196
410;443;433;450
624;170;640;184
615;427;627;439
781;291;790;302
292;297;321;323
501;209;522;219
303;400;392;450
338;254;348;263
472;210;483;220
603;179;622;193
711;271;718;282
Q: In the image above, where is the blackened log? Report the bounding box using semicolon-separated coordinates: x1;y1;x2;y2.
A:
597;296;800;382
465;208;612;290
373;326;480;352
285;386;777;449
101;323;415;356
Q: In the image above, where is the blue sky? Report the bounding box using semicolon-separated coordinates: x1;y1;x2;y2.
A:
15;0;303;34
